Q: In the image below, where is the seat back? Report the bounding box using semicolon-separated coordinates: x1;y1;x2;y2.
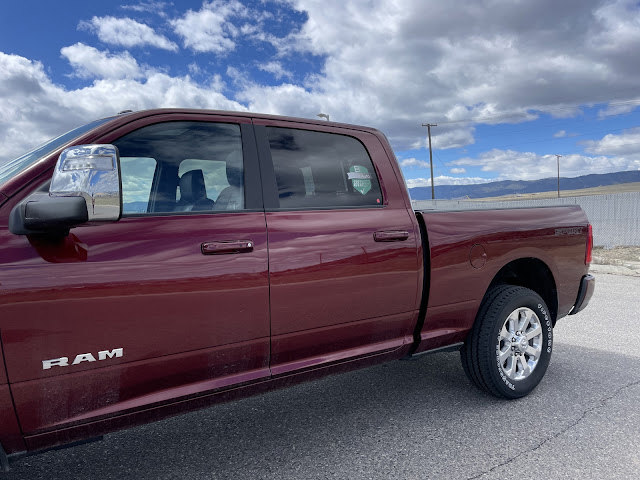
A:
176;169;214;211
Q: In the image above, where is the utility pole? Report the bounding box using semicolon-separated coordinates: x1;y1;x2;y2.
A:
555;154;562;198
422;123;437;199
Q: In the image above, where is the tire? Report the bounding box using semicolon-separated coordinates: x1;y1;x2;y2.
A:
460;285;553;399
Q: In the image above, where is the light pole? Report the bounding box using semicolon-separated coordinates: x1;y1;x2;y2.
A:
317;113;330;121
422;123;437;199
555;154;562;198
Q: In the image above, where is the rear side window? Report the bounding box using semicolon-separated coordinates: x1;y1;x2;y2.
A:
266;127;383;209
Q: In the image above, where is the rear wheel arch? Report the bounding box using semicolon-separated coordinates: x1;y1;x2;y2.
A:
487;258;558;325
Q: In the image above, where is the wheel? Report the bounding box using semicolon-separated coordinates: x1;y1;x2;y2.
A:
460;285;553;399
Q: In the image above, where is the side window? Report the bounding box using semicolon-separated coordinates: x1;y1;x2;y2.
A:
113;122;244;215
266;127;383;209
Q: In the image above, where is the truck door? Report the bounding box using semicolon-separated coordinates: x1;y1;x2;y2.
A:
0;116;270;436
253;121;421;375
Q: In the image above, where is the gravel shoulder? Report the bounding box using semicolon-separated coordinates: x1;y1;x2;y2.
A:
590;246;640;276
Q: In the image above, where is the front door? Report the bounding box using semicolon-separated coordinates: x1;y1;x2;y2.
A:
0;115;270;435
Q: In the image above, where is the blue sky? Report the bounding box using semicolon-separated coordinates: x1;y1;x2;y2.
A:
1;0;639;190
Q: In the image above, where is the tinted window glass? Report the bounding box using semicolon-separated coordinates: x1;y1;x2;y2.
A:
179;159;228;204
113;122;244;214
267;127;382;209
120;157;157;214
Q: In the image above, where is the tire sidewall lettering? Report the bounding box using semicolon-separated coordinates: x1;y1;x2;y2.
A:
495;337;516;390
538;302;553;354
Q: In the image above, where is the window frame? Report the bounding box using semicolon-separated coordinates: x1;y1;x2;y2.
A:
98;116;264;216
253;123;386;212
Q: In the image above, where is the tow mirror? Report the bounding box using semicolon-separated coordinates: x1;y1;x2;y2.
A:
9;144;122;236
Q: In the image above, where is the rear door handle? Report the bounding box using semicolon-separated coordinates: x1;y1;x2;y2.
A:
373;230;409;242
201;240;254;255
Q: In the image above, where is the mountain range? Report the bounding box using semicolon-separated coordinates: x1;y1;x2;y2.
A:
408;170;640;200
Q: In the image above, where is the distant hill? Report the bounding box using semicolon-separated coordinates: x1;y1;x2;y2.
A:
408;170;640;200
123;201;149;213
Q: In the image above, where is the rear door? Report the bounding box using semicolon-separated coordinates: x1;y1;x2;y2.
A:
253;120;421;375
0;114;270;435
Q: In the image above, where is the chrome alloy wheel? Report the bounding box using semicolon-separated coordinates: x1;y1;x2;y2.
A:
497;307;543;381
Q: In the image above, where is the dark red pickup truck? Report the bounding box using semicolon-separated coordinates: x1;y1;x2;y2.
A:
0;109;594;469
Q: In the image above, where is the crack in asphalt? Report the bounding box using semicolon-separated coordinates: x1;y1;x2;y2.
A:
465;378;640;480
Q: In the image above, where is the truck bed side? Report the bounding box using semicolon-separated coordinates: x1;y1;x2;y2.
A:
414;206;590;353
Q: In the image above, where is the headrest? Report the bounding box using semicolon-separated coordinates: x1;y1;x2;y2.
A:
179;169;207;201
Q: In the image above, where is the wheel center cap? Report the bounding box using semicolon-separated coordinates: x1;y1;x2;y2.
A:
517;337;528;352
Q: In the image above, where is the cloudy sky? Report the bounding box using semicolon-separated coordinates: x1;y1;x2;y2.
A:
1;0;639;189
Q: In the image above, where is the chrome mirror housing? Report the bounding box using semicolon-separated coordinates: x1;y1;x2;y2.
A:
50;144;122;221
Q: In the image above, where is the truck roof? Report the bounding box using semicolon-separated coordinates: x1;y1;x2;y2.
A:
111;108;385;135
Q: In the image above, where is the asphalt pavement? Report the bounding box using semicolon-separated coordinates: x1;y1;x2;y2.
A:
5;272;639;479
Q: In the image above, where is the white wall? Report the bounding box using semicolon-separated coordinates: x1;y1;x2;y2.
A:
412;192;640;248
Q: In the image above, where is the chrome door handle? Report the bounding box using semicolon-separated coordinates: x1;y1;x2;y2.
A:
373;230;409;242
201;240;254;255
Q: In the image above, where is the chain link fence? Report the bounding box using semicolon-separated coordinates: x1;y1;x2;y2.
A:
411;192;640;248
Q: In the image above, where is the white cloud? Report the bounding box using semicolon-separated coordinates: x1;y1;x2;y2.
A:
80;16;178;51
400;158;430;168
234;0;640;151
235;80;321;117
553;129;579;138
431;128;476;150
591;0;640;62
60;43;143;79
598;100;640;118
4;0;640;184
188;62;202;75
258;61;292;80
120;1;171;17
171;0;245;54
583;127;640;156
405;176;490;188
0;51;246;162
450;167;466;174
0;53;66;161
450;148;640;181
